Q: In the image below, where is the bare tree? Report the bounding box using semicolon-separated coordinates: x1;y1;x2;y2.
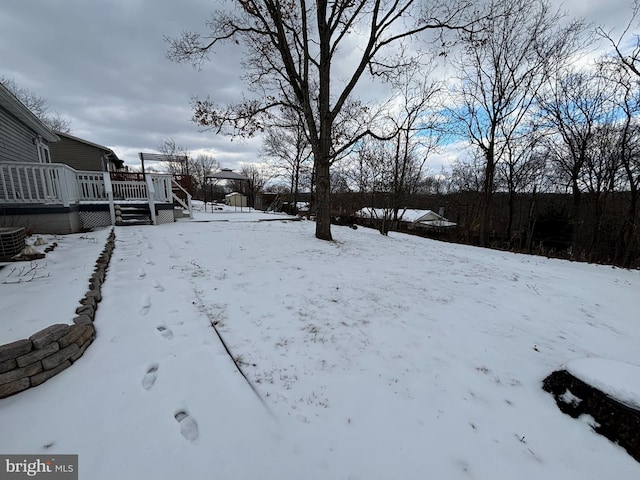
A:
236;163;271;207
157;138;190;175
261;110;312;211
345;137;396;233
536;67;614;259
597;5;640;266
597;60;640;266
1;76;72;133
190;153;220;200
445;155;484;194
343;136;380;196
448;0;585;246
496;131;548;248
597;0;640;78
166;0;478;241
365;66;442;234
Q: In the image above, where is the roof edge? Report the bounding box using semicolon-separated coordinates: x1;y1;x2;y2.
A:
54;131;119;159
0;82;59;143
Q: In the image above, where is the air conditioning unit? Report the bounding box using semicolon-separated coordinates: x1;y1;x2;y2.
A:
0;227;26;258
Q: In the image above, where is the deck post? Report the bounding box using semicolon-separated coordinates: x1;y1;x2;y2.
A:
56;165;71;207
103;172;116;225
145;174;157;225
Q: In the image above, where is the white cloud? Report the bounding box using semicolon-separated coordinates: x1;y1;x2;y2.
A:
0;0;633;174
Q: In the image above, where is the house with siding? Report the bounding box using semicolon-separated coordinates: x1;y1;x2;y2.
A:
355;207;457;231
0;84;59;165
49;131;124;172
0;82;191;233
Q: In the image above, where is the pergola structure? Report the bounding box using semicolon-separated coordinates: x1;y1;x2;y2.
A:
206;168;249;182
138;152;189;175
138;152;193;196
205;168;250;210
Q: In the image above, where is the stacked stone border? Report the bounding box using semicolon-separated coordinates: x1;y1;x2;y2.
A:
543;369;640;463
0;228;116;399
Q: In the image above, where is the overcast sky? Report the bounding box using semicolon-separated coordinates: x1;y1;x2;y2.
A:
0;0;634;173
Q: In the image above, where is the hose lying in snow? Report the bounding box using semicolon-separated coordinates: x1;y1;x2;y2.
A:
192;288;277;420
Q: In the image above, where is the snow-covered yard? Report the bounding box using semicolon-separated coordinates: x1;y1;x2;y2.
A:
1;208;639;479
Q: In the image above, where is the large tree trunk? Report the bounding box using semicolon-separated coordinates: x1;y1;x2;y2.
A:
314;156;333;240
618;187;638;267
571;180;582;260
314;3;333;241
507;188;515;249
479;150;495;247
293;161;300;210
525;186;538;253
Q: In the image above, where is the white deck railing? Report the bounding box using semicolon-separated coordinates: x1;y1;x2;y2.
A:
171;178;193;217
111;179;147;200
151;175;172;203
0;162;80;206
0;162;174;209
77;171;107;200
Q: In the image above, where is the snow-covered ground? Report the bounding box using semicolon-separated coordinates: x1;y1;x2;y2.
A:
1;208;639;479
1;229;112;343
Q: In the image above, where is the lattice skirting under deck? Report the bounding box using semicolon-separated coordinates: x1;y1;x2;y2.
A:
156;210;174;224
80;211;112;229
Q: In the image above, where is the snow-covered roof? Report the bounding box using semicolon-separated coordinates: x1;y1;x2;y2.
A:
208;168;249;181
355;207;456;227
402;209;441;223
417;219;457;228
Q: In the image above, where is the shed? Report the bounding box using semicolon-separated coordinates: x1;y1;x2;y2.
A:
225;192;247;207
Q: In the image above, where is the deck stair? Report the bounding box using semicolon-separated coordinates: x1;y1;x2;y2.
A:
114;204;152;226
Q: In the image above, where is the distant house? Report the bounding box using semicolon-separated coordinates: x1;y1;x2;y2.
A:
355;208;457;230
49;131;124;172
401;209;457;229
0;81;190;233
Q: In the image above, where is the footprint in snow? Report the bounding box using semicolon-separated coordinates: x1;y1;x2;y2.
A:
135;249;142;257
156;325;173;339
138;268;146;279
144;258;155;266
139;295;151;315
152;279;165;292
142;363;159;390
175;410;199;441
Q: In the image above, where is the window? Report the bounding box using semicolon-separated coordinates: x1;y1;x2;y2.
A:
37;140;51;163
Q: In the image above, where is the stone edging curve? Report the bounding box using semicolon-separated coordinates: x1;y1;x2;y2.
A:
0;228;116;399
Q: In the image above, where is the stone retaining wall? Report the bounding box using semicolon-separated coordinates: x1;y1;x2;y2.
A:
543;369;640;463
0;229;115;399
